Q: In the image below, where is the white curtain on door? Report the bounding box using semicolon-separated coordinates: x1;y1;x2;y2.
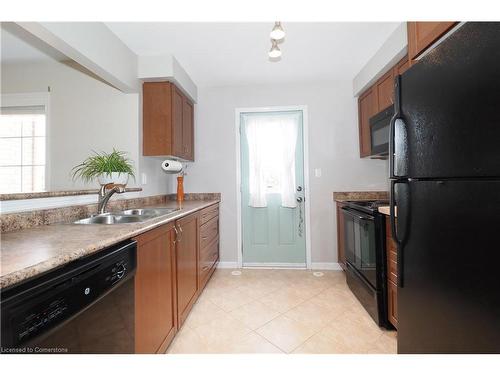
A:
244;112;299;208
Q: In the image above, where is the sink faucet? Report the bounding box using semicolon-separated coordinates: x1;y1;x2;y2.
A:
97;183;125;214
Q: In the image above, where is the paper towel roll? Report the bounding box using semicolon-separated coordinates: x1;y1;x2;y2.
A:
161;159;183;174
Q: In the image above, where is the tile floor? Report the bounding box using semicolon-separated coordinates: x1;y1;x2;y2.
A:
167;269;397;354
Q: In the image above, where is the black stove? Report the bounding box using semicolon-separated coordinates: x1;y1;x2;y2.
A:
344;200;389;214
341;199;391;328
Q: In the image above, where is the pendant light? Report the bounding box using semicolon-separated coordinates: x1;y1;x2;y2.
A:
270;21;285;40
268;39;282;58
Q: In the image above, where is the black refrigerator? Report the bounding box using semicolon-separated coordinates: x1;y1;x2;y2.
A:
390;22;500;354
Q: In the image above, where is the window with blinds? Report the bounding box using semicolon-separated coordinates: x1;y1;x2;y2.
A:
0;105;47;193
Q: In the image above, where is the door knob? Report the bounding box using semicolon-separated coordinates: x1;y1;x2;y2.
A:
296;197;303;203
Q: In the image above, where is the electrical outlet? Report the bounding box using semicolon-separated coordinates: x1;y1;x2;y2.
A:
141;173;147;185
314;168;322;178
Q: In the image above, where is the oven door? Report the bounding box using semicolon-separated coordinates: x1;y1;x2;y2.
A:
342;207;377;288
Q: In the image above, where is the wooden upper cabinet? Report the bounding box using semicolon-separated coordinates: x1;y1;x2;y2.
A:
358;88;376;158
143;82;195;161
175;212;199;327
182;98;194;160
134;223;177;353
374;69;395;112
407;22;458;60
394;55;411;76
171;86;184;158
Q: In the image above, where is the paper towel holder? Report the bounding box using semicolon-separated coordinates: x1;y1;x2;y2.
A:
161;159;184;174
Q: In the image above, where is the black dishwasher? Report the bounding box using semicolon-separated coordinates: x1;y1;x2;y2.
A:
1;240;136;354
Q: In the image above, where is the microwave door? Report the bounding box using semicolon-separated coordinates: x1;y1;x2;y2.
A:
370;105;393;157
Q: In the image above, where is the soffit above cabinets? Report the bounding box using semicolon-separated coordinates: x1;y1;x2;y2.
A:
138;55;198;103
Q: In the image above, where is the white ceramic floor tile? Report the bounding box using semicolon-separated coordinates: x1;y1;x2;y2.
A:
165;268;397;354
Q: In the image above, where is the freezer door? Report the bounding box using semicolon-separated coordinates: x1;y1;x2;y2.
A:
398;22;500;179
397;180;500;353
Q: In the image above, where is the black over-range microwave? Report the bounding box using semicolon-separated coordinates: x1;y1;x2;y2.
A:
369;105;393;158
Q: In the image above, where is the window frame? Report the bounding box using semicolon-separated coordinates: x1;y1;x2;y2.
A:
1;92;51;192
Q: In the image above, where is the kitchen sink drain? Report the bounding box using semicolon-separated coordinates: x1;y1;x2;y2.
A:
313;271;324;277
231;270;242;276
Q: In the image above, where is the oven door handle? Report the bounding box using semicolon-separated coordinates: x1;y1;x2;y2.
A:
341;207;374;221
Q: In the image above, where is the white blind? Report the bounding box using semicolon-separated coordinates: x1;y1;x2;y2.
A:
0;105;46;115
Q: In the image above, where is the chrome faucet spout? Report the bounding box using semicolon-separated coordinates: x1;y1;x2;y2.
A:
97;183;126;214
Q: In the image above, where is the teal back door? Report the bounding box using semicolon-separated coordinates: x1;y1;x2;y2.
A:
240;110;306;266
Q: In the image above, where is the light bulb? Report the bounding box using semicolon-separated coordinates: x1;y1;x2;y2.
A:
270;22;285;40
268;40;282;58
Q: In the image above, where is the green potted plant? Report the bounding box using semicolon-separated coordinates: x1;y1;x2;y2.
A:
72;149;135;186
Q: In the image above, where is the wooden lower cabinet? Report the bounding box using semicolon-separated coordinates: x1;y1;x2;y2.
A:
175;212;200;327
385;216;398;328
198;204;220;290
387;280;398;328
336;202;346;270
134;223;177;354
134;204;220;353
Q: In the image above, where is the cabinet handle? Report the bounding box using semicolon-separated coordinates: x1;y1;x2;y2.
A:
173;225;179;243
177;224;183;242
202;266;209;271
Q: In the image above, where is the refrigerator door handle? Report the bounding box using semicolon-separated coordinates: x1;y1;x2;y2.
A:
389;75;401;179
390;75;409;179
390;179;410;288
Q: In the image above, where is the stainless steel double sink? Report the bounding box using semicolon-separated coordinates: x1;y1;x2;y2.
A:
73;208;179;225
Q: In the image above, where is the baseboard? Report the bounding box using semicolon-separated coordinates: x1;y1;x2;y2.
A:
242;262;306;269
310;262;343;270
217;262;342;270
216;262;239;269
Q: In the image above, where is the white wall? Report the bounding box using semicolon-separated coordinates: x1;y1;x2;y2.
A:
1;59;171;200
353;22;407;96
184;82;388;265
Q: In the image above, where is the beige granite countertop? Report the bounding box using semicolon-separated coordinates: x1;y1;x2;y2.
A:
378;205;397;217
0;199;219;289
333;191;389;202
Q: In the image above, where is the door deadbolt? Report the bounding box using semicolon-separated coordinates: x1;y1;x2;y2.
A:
297;186;303;192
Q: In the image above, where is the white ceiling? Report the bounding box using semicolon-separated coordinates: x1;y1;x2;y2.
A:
106;22;401;88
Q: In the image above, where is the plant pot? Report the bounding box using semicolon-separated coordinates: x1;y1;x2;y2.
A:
97;172;129;187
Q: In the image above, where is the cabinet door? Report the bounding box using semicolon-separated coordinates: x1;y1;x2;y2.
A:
407;22;457;60
175;212;199;327
394;55;411;76
358;88;376;157
135;223;177;353
385;217;398;328
336;202;346;270
171;86;184;158
182;98;194;161
387;280;398;328
375;69;395;111
143;82;173;156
